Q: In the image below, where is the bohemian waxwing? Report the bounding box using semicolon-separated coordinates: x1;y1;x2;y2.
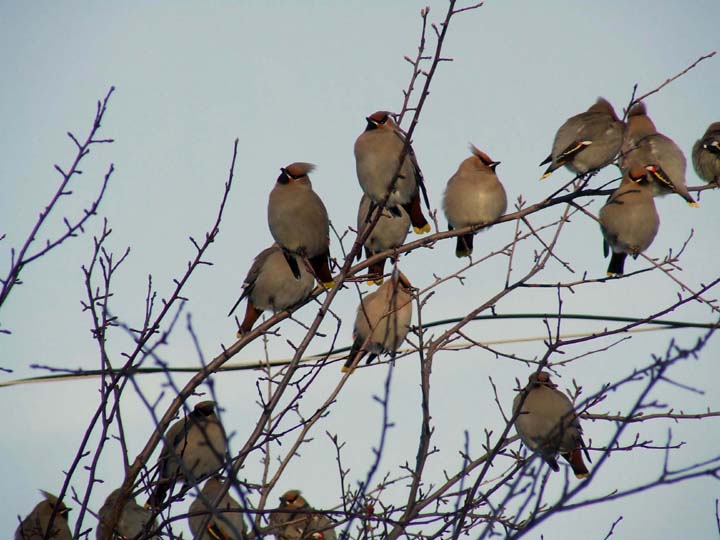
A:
96;489;159;540
188;477;247;540
267;162;334;287
513;371;590;478
620;102;698;206
540;97;624;179
342;270;413;373
443;145;507;257
692;121;720;184
229;244;315;335
599;167;660;276
356;194;410;285
267;490;337;540
15;491;71;540
147;401;227;509
354;111;431;234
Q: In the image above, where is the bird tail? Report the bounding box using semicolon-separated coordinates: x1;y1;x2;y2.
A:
309;251;335;288
455;234;473;258
606;252;627;276
237;300;262;337
342;339;366;373
368;258;386;285
403;193;431;235
562;449;590;479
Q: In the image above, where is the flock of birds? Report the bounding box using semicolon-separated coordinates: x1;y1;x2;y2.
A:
14;100;719;539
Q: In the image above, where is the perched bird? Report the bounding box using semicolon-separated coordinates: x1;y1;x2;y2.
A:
540;97;624;179
599;167;660;276
342;270;413;373
15;491;71;540
354;110;431;234
268;162;334;287
692;121;720;184
268;490;336;540
147;401;227;509
620;102;697;206
189;477;247;540
443;145;507;257
229;244;315;335
356;194;410;285
513;371;590;478
97;489;159;540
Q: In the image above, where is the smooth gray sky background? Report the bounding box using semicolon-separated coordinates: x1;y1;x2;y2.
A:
2;1;719;538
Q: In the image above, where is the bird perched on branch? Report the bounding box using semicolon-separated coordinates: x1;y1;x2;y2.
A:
229;244;315;335
15;491;71;540
268;490;336;540
97;489;159;540
268;162;334;288
356;194;410;285
513;371;590;478
620;102;698;206
540;97;624;179
443;145;507;257
354;110;431;235
147;401;227;509
599;167;660;276
342;269;413;373
692;121;720;185
188;477;248;540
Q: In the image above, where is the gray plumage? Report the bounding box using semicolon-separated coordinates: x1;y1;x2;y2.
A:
692;121;720;184
96;489;159;540
268;163;330;259
268;490;336;540
356;194;410;284
15;491;71;540
599;169;660;276
147;401;227;509
443;145;507;257
354;111;430;234
189;477;247;540
230;245;315;334
620;102;697;206
342;271;413;373
540;97;624;178
513;371;590;478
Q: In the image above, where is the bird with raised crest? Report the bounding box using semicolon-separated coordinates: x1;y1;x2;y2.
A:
268;490;336;540
443;145;507;257
15;491;71;540
354;110;431;235
268;162;334;288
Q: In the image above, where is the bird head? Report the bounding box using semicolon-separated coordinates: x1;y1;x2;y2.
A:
527;371;557;389
279;489;308;509
194;400;217;417
39;491;71;518
277;163;315;185
588;97;618;120
365;110;395;131
469;144;500;171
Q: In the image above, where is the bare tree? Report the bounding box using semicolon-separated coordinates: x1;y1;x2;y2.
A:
3;2;719;540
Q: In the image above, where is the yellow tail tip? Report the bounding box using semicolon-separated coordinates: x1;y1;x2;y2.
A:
341;365;354;374
367;278;384;286
688;201;700;208
575;472;590;479
540;172;552;181
322;280;336;289
413;224;431;234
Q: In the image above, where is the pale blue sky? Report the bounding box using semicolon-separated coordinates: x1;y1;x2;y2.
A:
1;1;719;538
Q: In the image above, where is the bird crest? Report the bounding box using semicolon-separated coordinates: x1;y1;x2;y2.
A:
283;162;316;179
469;144;499;168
